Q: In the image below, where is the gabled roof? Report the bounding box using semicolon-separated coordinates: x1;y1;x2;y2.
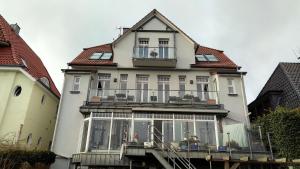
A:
259;62;300;97
191;45;238;69
0;15;60;97
68;44;116;66
113;9;197;47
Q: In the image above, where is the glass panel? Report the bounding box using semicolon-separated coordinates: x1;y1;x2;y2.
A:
133;121;151;144
179;83;185;98
144;47;148;58
136;83;142;102
163;121;173;143
196;121;216;145
90;53;102;59
139;47;143;58
80;120;89;152
205;54;218;61
143;83;148;102
110;120;130;150
100;53;112;60
159;47;163;58
158;83;163;103
195;55;207;61
165;84;170;103
164;47;169;58
174;121;194;142
89;119;111;151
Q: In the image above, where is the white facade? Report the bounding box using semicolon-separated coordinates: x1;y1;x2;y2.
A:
51;9;250;168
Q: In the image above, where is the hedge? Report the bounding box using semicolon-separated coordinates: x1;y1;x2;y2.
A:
0;150;56;168
254;107;300;159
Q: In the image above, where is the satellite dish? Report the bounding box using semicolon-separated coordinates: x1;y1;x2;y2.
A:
150;51;158;58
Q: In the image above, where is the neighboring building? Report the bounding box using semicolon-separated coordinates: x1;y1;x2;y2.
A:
248;62;300;121
0;15;60;150
52;9;250;169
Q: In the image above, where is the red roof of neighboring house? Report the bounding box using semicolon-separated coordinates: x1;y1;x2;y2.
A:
68;44;116;66
0;15;60;97
191;45;238;69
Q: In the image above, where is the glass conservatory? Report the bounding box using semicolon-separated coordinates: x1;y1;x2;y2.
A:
80;112;219;153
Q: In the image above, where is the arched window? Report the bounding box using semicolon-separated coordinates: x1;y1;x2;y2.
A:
14;86;22;96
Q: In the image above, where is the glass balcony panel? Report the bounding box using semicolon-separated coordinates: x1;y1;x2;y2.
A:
89;119;111;151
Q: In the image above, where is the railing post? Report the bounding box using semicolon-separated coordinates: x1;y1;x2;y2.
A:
227;132;231;156
267;132;274;160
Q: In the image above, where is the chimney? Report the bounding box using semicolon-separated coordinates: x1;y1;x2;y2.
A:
122;27;130;34
10;23;20;34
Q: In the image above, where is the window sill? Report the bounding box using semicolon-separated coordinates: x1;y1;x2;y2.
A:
70;91;80;94
228;93;238;96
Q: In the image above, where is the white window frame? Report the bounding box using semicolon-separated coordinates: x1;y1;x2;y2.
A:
158;75;170;103
138;38;149;58
227;78;236;95
120;74;128;95
73;76;80;91
136;75;149;102
196;76;209;101
159;39;169;59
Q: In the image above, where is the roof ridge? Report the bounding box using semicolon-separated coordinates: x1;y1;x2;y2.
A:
83;43;111;50
198;45;224;52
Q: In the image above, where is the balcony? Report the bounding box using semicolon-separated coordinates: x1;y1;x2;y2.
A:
132;47;177;67
85;88;219;106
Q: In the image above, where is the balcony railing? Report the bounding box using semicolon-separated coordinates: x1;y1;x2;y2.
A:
132;47;176;67
86;88;219;105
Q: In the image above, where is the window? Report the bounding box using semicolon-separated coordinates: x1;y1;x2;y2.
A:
179;76;186;98
136;75;149;102
159;39;169;59
227;78;236;95
89;119;111;150
196;76;209;100
195;54;218;62
138;38;149;58
120;74;128;94
97;74;111;97
27;133;32;145
158;75;170;103
72;76;80;91
80;120;89;152
89;52;112;60
40;77;50;87
14;86;22;96
41;95;46;104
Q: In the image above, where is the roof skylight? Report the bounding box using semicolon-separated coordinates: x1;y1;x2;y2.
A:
90;52;112;60
195;54;218;62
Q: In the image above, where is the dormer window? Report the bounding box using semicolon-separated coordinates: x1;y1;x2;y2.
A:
195;54;218;62
40;77;50;88
89;52;112;60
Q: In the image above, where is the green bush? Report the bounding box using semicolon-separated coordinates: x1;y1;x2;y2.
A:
254;107;300;159
0;150;56;168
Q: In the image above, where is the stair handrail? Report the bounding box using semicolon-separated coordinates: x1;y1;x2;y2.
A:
150;125;197;169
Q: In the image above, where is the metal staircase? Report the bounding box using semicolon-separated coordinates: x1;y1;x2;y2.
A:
149;125;197;169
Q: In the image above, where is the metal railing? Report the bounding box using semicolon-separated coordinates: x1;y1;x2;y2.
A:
133;47;176;59
149;125;197;169
86;88;219;105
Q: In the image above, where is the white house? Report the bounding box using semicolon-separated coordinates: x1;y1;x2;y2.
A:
51;9;250;169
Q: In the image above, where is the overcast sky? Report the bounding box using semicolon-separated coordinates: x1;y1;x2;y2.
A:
1;0;300;103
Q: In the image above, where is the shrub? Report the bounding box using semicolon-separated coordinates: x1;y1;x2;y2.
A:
254;107;300;159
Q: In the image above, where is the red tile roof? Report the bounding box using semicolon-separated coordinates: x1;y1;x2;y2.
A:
191;45;238;69
0;15;60;97
69;43;237;69
68;44;116;66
